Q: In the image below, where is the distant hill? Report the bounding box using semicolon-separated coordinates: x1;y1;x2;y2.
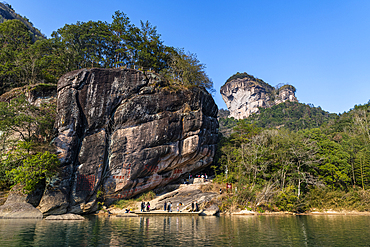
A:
219;101;337;135
0;2;45;41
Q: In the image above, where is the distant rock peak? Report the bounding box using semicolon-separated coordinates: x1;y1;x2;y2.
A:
220;73;297;119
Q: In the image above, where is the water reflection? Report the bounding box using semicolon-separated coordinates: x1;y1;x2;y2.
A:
1;215;370;246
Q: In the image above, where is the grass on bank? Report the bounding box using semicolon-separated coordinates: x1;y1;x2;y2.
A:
305;188;370;212
111;191;156;210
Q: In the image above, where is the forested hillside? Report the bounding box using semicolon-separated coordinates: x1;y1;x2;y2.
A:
247;101;337;130
214;101;370;212
218;101;336;136
0;2;45;41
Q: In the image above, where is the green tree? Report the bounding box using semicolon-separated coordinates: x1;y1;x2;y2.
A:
0;95;56;143
6;149;59;193
0;19;33;93
305;128;351;189
110;11;133;67
166;48;213;92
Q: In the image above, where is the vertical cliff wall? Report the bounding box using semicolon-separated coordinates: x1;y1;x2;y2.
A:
220;74;297;119
38;68;218;215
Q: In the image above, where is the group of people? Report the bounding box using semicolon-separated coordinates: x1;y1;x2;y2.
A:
161;201;200;212
191;201;199;212
163;201;172;212
141;201;151;212
189;174;208;180
163;201;184;212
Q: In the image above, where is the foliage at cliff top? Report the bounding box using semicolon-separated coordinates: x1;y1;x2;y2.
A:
223;72;274;91
223;72;297;95
0;8;213;95
277;84;296;93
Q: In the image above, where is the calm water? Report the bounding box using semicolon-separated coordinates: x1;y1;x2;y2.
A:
1;215;370;246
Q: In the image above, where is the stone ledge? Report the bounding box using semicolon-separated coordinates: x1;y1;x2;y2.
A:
44;213;85;220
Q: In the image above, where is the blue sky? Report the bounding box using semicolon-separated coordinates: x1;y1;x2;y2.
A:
6;0;370;113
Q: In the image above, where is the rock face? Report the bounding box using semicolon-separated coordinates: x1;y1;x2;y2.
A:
146;183;219;212
220;76;297;119
38;68;218;215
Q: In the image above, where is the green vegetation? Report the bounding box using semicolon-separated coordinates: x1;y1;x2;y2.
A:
214;101;370;212
277;84;296;93
0;93;57;192
247;101;337;131
224;72;274;91
6;149;59;193
218;102;336;137
0;9;213;95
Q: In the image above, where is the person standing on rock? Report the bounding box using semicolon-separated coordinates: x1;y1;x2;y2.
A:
164;201;167;211
195;201;199;212
191;201;195;212
141;201;145;212
168;201;172;212
146;202;150;211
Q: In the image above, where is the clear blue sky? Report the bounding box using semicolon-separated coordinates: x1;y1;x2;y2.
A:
6;0;370;113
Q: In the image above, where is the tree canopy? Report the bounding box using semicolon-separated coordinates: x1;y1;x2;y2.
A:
0;11;214;95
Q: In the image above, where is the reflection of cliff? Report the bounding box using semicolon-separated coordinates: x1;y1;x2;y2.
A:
38;68;218;215
220;73;297;119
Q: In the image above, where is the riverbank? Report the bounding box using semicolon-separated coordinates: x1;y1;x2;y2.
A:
101;182;370;217
2;181;370;218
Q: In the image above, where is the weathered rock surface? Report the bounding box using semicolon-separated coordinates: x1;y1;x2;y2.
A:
201;204;220;216
38;68;218;215
147;183;219;212
44;213;85;220
220;76;297;119
0;83;57;104
232;209;256;215
0;202;43;219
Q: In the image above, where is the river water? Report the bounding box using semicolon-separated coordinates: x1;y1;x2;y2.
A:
1;215;370;246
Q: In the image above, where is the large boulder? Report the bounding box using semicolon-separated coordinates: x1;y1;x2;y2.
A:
0;202;43;219
38;68;218;215
5;183;45;207
201;204;220;216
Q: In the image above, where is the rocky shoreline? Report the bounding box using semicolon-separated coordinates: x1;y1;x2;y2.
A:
2;182;370;218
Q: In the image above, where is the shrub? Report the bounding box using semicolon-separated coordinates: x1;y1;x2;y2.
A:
274;186;298;212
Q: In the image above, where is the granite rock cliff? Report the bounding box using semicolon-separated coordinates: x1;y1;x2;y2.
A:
37;68;218;215
220;74;297;119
